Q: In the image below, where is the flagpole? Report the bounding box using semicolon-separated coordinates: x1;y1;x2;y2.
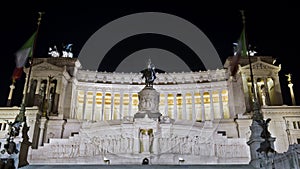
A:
15;12;45;168
16;12;44;123
240;10;262;120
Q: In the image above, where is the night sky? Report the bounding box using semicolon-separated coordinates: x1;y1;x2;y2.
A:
0;1;299;106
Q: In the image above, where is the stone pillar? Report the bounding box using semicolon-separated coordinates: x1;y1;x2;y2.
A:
46;76;54;116
218;90;224;119
82;90;87;120
191;91;196;121
101;91;105;120
247;120;276;168
92;90;96;121
22;73;30;104
38;117;48;146
263;78;271;105
119;92;124;120
254;79;259;102
129;93;132;116
152;132;159;155
133;128;140;154
173;93;177;120
71;87;77;119
110;92;115;120
182;92;187;120
247;120;264;168
242;75;251;111
58;79;67;116
7;83;15;106
273;76;283;105
209;91;214;121
288;82;296;106
164;93;168;116
35;78;41;94
201;91;205;121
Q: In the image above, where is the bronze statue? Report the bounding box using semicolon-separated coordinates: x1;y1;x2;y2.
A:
285;73;292;83
141;59;156;87
256;118;275;156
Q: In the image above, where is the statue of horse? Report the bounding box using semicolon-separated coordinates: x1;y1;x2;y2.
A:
141;59;156;87
142;67;156;87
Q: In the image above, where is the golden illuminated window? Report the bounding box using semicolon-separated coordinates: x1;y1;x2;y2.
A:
168;94;174;105
114;93;120;105
186;93;192;104
96;92;102;104
203;92;210;104
132;93;139;106
105;93;111;104
77;90;85;103
212;91;219;103
194;92;201;104
123;94;129;105
176;94;182;105
159;94;165;105
222;90;228;102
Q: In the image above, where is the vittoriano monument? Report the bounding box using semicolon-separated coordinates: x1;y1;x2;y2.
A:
26;57;254;165
134;59;162;120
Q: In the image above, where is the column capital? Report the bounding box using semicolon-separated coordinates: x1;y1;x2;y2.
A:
288;83;293;88
9;84;15;89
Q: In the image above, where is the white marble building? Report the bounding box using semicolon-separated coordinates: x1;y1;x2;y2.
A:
1;56;300;167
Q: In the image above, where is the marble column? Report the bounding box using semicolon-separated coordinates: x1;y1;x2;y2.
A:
288;83;296;106
101;91;105;120
35;78;41;94
254;79;259;101
133;129;140;154
173;93;177;120
82;90;87;120
110;92;115;120
7;83;15;106
71;87;78;119
69;77;78;119
200;91;205;121
119;92;124;120
38;117;48;146
164;93;168;116
22;73;30;104
58;79;67;116
129;93;132;116
209;91;214;121
191;91;196;121
92;90;96;121
182;92;187;120
263;78;271;105
218;90;224;119
152;134;159;154
273;76;283;105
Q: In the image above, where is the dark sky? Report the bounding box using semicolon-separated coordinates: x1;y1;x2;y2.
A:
0;1;299;106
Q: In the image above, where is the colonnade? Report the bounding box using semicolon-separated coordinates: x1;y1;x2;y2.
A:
73;88;230;122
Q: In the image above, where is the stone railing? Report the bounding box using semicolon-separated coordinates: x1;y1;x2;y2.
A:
76;69;227;84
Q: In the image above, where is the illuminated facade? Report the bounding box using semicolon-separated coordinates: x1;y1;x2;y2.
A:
1;56;300;167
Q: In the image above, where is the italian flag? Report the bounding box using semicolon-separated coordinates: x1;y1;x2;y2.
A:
12;31;36;81
230;27;248;77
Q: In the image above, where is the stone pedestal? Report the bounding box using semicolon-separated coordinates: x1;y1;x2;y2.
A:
134;86;162;120
38;117;48;146
133;86;163;155
247;120;276;168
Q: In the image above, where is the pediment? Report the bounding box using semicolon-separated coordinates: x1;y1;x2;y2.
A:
241;60;280;72
32;61;63;72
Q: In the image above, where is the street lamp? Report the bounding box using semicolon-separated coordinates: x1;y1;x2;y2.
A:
103;157;110;165
178;157;185;164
